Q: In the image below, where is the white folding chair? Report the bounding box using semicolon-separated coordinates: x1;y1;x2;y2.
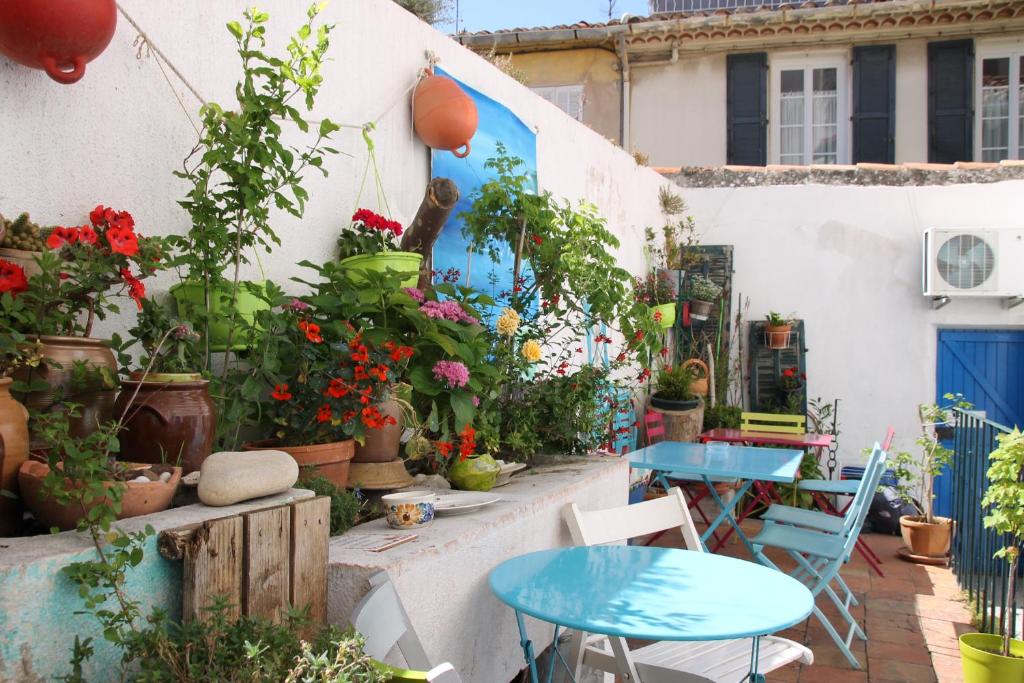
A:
350;571;463;682
562;487;813;683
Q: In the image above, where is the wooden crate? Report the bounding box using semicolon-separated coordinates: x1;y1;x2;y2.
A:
158;496;330;627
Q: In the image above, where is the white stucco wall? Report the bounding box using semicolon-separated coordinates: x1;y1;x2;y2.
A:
680;180;1024;463
0;0;667;341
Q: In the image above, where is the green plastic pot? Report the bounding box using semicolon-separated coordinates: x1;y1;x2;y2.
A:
339;252;423;288
650;303;676;330
959;633;1024;682
170;281;269;352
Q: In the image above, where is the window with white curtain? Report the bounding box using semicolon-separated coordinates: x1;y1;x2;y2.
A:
531;85;585;122
977;50;1023;161
771;56;849;165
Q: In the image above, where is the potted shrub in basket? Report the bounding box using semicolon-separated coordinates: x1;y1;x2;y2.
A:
764;311;795;349
959;428;1024;681
688;274;722;319
891;394;971;562
635;271;676;330
337;208;423;288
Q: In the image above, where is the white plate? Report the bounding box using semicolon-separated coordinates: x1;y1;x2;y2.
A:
433;491;502;516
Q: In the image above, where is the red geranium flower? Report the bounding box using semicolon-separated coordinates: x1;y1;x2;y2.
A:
89;205;107;227
297;320;323;344
119;268;146;310
458;424;477;460
77;224;99;246
106;226;139;256
326;378;350;398
0;259;28;295
436;441;454;458
271;384;292;401
47;226;79;250
109;211;135;231
316;404;333;423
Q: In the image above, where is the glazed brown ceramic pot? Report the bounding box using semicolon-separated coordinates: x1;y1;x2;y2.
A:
0;377;30;536
244;439;355;488
353;399;403;464
18;460;181;531
14;336;119;440
114;373;215;474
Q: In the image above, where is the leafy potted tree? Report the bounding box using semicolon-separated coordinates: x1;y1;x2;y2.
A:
170;6;339;356
688;274;722;320
959;428;1024;681
649;364;705;443
337;208;423;288
892;394;971;562
764;311;794;349
635;271;677;330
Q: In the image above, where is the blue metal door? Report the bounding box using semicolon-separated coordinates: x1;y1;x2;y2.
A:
934;329;1024;516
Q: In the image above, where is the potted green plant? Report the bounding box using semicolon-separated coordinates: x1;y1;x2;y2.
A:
960;428;1024;681
8;206;168;439
0;212;48;277
764;311;794;349
635;271;677;329
337;208;423;288
891;394;971;562
688;274;722;319
113;298;215;474
170;6;339;357
650;364;699;412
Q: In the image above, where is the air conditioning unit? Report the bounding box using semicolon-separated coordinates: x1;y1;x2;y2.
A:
923;228;1024;306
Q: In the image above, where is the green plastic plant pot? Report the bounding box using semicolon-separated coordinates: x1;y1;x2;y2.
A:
959;633;1024;682
170;281;269;352
650;303;676;329
339;252;423;288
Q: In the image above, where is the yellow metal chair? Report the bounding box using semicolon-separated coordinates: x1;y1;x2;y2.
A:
740;411;806;435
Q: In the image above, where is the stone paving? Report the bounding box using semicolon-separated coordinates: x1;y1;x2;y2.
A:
650;522;975;683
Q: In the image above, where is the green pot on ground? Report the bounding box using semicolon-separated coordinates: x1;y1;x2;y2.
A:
339;252;423;288
959;633;1024;682
650;303;676;329
171;281;269;352
448;454;500;491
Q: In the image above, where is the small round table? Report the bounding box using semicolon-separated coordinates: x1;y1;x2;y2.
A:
490;545;813;682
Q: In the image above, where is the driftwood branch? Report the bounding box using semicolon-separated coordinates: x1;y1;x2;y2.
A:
400;177;459;289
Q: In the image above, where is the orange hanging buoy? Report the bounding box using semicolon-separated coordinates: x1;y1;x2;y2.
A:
413;73;478;159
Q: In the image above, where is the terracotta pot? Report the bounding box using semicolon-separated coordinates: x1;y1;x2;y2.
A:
113;375;216;474
353;399;403;464
0;378;30;536
899;515;953;558
682;358;709;396
765;324;792;349
244;439;355;488
0;0;117;84
14;336;119;441
18;460;181;531
0;246;42;277
413;73;478;158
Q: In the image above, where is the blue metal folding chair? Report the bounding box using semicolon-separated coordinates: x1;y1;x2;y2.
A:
750;444;888;669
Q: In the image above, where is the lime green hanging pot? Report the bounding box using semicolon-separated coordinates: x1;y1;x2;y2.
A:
171;281;269;352
650;303;676;330
959;633;1024;683
339;252;423;288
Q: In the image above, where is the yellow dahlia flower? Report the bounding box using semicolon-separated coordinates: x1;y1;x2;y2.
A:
521;339;542;363
496;307;521;336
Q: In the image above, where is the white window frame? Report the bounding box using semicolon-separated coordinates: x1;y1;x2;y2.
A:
769;52;851;165
531;84;585;122
975;40;1024;162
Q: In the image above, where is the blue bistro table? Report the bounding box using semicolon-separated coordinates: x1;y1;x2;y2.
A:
628;441;804;556
490;545;814;683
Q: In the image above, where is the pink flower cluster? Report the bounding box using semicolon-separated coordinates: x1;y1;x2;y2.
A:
432;360;470;389
404;287;426;303
419;300;478;325
352;208;403;236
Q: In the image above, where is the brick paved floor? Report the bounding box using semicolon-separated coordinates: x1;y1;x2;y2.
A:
649;520;975;683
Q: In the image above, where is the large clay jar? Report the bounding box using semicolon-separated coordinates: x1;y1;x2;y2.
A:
14;336;119;440
0;378;30;536
18;460;181;531
413;73;478;158
113;374;216;475
243;439;355;488
353;399;403;464
0;0;117;84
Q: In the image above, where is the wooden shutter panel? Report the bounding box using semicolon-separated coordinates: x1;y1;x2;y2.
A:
928;39;974;163
727;52;767;166
852;45;896;163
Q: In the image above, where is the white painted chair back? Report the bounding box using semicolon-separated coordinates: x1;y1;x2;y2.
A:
350;571;432;668
563;486;703;552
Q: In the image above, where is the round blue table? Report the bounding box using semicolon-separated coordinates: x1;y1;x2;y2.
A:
490;545;814;682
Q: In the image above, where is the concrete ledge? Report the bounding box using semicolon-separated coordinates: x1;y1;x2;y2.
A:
327;456;628;683
0;488;313;682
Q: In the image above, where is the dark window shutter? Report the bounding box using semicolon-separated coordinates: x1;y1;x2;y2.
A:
727;52;767;166
928;39;974;163
852;45;896;163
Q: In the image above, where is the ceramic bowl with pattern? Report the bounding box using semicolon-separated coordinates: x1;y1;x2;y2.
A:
382;490;436;529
